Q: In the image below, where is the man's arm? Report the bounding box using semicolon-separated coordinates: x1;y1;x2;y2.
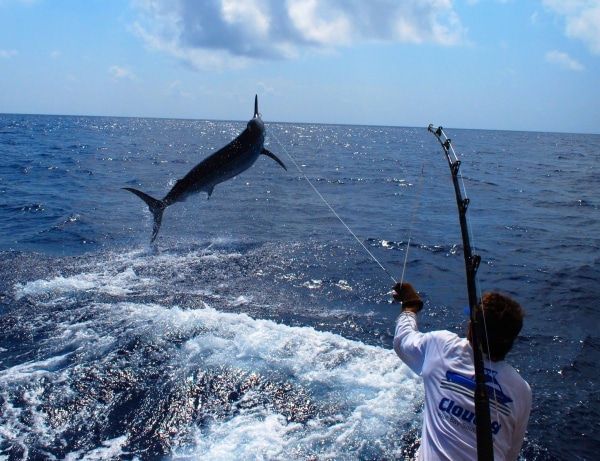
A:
392;283;426;375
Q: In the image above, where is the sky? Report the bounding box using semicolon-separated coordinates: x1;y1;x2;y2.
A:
0;0;599;133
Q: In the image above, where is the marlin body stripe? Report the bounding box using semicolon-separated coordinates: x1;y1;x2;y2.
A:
124;95;287;243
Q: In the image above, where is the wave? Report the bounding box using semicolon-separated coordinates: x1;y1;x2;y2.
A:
2;261;422;459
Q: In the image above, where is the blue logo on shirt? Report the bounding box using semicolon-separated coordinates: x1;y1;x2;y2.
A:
438;368;514;435
445;369;513;406
440;368;513;416
438;397;503;435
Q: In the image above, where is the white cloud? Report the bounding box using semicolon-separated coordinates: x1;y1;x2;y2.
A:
168;80;194;100
0;49;18;58
108;65;136;80
544;0;600;54
130;0;466;70
545;50;585;71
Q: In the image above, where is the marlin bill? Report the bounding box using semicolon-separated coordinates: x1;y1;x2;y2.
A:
123;95;287;243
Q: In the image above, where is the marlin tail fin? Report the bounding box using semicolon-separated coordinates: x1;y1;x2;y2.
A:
122;187;166;243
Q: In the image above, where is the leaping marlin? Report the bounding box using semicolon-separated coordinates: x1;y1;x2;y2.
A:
123;95;287;243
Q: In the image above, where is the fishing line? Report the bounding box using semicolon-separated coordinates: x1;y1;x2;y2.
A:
271;129;398;284
400;160;425;286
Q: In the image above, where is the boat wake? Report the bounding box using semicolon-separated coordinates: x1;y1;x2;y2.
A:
1;243;422;460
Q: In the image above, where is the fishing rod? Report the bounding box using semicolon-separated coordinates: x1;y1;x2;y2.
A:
428;124;494;461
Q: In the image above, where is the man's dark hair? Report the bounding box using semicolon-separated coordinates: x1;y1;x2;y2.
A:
476;292;525;361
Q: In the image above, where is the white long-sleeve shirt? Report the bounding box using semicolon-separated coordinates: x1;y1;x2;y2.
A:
393;311;531;461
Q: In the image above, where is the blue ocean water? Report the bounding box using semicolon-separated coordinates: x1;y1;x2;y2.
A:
0;113;598;460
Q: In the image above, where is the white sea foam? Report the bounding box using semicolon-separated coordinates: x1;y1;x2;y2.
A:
4;247;423;459
117;303;421;460
64;435;132;461
1;296;421;459
14;266;155;299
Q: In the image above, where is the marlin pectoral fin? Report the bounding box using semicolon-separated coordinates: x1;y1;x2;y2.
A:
206;186;214;199
262;148;287;170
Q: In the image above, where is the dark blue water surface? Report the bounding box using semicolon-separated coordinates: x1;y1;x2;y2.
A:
0;114;599;460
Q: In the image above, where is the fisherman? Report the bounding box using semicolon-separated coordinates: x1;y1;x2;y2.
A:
392;282;531;461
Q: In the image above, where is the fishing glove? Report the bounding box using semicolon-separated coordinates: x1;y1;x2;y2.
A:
393;282;424;311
